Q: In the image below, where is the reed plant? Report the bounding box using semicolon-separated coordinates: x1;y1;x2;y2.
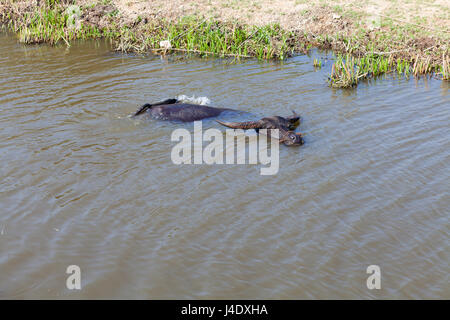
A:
412;55;433;76
328;54;367;88
313;58;322;68
440;55;449;81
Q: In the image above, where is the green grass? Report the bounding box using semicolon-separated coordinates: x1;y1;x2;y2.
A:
357;54;391;77
117;18;293;60
396;58;411;76
10;4;292;60
13;5;102;45
328;52;433;88
328;54;367;88
313;58;322;68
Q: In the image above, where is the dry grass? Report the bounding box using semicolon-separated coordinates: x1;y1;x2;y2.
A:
440;55;450;81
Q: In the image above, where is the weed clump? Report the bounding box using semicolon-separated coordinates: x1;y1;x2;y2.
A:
115;18;293;60
313;58;322;68
12;4;101;46
328;54;367;88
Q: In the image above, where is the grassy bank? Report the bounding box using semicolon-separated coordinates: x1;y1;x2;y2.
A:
1;0;449;87
1;1;293;59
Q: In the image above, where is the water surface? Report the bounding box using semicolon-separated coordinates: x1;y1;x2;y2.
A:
0;33;449;299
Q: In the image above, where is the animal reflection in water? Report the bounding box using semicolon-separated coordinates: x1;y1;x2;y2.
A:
133;98;304;146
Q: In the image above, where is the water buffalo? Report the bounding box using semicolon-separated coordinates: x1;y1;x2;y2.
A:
133;98;303;145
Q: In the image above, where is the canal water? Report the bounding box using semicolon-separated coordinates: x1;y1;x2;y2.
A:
0;33;448;299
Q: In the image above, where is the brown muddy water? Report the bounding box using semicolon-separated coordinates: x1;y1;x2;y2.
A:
0;32;449;299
